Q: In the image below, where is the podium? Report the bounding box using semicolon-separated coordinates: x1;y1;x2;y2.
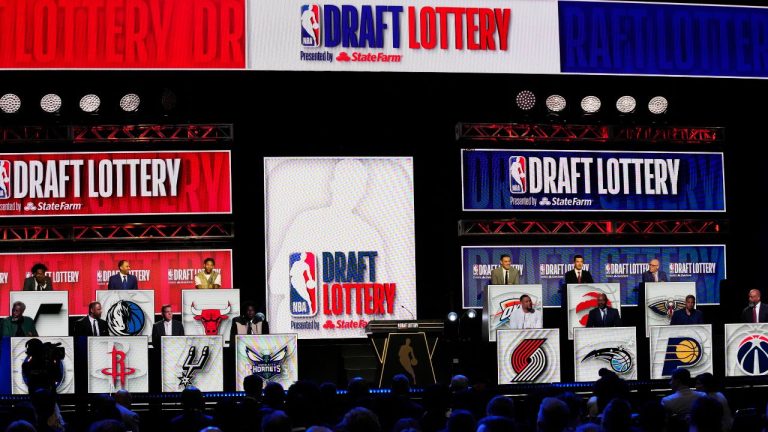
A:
365;320;443;387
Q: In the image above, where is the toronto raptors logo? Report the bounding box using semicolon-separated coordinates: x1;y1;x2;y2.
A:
509;338;547;382
101;346;136;388
736;335;768;375
575;292;611;326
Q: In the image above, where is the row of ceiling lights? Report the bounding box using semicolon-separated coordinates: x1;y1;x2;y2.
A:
0;93;144;114
515;91;669;115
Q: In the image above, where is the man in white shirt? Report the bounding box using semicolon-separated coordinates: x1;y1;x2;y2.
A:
152;304;184;345
509;295;543;329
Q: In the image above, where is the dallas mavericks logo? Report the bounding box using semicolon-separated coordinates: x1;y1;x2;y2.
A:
736;335;768;375
510;339;547;382
508;156;526;194
106;300;146;336
301;5;321;47
246;346;288;381
662;337;702;375
289;252;318;317
0;160;10;199
582;347;633;374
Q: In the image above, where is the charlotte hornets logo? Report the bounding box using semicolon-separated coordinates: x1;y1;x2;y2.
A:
582;347;633;374
106;300;146;336
246;346;288;381
736;335;768;375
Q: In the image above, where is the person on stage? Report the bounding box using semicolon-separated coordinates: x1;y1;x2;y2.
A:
195;257;222;289
490;254;520;285
671;295;704;325
564;255;593;284
642;258;668;283
586;293;622;327
23;263;54;291
741;289;768;323
107;260;138;290
509;295;542;329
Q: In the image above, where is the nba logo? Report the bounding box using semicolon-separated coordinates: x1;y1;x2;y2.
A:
301;5;321;47
509;156;526;194
0;160;10;199
289;252;318;316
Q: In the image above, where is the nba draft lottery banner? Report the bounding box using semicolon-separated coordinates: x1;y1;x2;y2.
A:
573;327;637;382
248;0;560;73
161;336;224;392
462;245;725;308
11;337;75;394
650;324;713;379
644;282;696;337
264;157;416;339
483;284;543;342
8;291;69;337
235;334;298;390
88;336;149;393
567;283;620;340
724;323;768;377
462;149;725;212
96;291;155;337
0;249;233;316
497;329;560;384
0;151;232;216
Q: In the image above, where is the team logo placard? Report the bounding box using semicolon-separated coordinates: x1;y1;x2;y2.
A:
96;290;154;337
644;282;695;337
574;327;637;381
9;291;69;336
484;284;543;342
235;334;298;390
161;336;224;392
497;329;560;384
11;337;75;394
88;337;148;393
182;289;240;343
725;323;768;376
650;324;712;379
566;283;621;340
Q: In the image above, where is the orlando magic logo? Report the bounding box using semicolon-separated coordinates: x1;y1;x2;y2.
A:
246;346;288;381
106;300;146;336
582;347;633;374
648;297;686;320
736;335;768;375
510;339;547;382
662;337;702;375
178;346;210;388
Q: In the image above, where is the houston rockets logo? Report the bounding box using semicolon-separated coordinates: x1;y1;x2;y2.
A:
510;338;547;382
575;292;612;326
191;302;231;335
101;346;136;388
246;346;288;381
582;347;633;374
0;160;10;199
178;346;210;388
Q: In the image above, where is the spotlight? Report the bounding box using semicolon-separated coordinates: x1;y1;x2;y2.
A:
616;96;636;114
545;95;566;113
447;312;458;322
466;309;477;319
648;96;668;114
40;94;62;113
79;94;101;113
581;96;601;114
0;93;21;113
119;93;140;112
515;90;536;111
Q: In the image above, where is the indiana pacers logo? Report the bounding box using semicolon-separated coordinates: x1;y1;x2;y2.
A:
582;347;633;374
736;335;768;375
106;300;146;336
510;338;547;382
662;337;702;375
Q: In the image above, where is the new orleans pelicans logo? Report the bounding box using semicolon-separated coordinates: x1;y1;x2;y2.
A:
509;339;547;382
662;337;702;375
106;301;146;336
736;335;768;375
246;346;289;381
648;297;686;320
582;347;633;374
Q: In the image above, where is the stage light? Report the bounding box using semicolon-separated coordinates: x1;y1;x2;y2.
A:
581;96;601;114
648;96;668;114
40;94;62;113
616;96;636;114
545;95;566;113
516;90;536;111
120;93;141;112
79;94;101;113
0;93;21;113
466;309;477;319
447;312;458;322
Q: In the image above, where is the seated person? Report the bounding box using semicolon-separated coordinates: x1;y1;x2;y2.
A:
508;294;542;329
231;302;269;343
23;263;53;291
586;293;622;327
1;301;38;337
195;257;221;289
671;295;704;325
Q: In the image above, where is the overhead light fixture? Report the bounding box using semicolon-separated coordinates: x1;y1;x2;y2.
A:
79;94;101;113
616;96;636;114
119;93;141;112
516;90;536;111
546;95;567;113
447;312;458;322
0;93;21;113
648;96;668;114
40;94;62;113
581;96;601;114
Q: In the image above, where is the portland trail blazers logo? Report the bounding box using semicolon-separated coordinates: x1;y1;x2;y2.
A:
510;338;547;382
582;347;633;374
736;335;768;375
106;300;146;336
246;346;288;381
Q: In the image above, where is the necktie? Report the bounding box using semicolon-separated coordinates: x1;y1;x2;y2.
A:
577;271;581;283
122;275;127;288
247;322;253;335
92;319;98;336
754;306;758;323
602;309;606;325
504;270;508;284
654;272;658;282
36;283;41;291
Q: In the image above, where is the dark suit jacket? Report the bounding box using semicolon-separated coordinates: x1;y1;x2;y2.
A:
564;269;593;284
671;308;704;325
642;270;668;282
586;307;622;327
107;273;138;290
741;303;768;323
152;319;185;344
23;276;53;291
74;316;109;336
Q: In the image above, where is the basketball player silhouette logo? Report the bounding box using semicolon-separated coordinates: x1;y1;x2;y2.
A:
0;160;10;199
301;5;321;47
508;156;526;193
399;338;418;384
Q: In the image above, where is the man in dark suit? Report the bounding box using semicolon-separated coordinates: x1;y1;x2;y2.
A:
23;263;53;291
671;295;704;325
642;258;668;283
741;289;768;323
74;301;108;336
152;304;185;345
490;254;520;285
586;293;622;327
564;255;594;284
107;260;138;290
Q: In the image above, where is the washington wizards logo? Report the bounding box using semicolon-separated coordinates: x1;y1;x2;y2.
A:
648;297;686;320
662;337;702;375
510;339;547;382
582;347;633;374
178;346;210;388
736;335;768;375
106;300;146;336
246;346;289;380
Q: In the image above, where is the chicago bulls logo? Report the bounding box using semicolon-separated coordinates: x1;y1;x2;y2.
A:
191;302;231;335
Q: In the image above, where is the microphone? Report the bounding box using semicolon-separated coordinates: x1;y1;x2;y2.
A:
400;305;416;320
253;312;266;323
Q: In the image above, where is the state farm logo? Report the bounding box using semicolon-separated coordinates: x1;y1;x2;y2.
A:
336;51;402;63
24;202;36;211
